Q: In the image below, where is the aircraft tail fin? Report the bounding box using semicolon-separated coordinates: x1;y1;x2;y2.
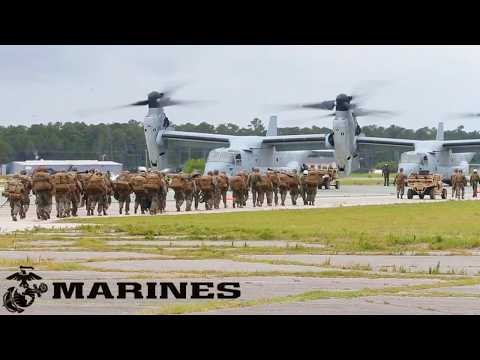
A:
436;122;444;141
266;115;278;136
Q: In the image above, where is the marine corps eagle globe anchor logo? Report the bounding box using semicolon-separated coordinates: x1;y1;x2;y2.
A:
3;266;48;313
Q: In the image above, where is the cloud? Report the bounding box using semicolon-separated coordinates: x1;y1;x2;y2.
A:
1;45;480;131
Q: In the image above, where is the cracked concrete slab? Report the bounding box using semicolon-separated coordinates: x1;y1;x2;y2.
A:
241;254;480;275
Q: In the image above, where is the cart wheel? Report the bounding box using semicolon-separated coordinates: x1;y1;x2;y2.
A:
407;189;413;199
419;194;425;199
335;182;339;190
441;189;447;199
430;190;435;200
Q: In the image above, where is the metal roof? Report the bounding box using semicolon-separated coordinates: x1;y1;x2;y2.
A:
9;160;122;166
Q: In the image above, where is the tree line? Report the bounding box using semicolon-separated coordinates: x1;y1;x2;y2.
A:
0;119;479;170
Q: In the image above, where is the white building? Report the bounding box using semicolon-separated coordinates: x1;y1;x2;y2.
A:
2;160;123;175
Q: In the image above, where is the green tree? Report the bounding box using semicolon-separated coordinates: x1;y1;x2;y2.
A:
183;158;205;174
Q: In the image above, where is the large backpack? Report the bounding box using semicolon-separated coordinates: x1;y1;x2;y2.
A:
131;175;146;193
216;175;229;191
288;175;300;190
53;172;71;193
86;174;106;194
305;171;321;187
114;172;132;193
198;176;213;192
5;179;24;200
169;175;186;191
144;173;162;191
258;175;273;191
277;173;291;190
229;176;245;192
32;171;52;192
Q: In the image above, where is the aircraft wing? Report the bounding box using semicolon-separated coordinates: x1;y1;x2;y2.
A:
261;134;327;151
159;130;231;146
442;139;480;153
356;136;416;150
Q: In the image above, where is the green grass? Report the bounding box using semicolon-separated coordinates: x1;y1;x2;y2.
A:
65;202;480;252
341;172;384;186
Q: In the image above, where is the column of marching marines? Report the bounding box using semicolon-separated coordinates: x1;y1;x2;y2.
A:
1;164;342;220
5;165;479;221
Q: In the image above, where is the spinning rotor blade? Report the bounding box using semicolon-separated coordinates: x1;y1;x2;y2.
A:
271;100;336;111
353;108;399;117
448;112;480;119
350;80;391;106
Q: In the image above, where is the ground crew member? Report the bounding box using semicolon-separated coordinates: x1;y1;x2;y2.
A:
382;164;390;186
451;169;458;199
455;169;466;200
394;168;408;199
470;169;480;198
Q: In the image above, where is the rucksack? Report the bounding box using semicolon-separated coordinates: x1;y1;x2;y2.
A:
305;172;320;187
32;171;52;192
216;175;229;191
230;176;245;192
53;172;71;193
86;174;106;194
197;176;213;192
5;179;24;200
144;173;162;191
169;176;186;191
277;173;291;190
131;175;146;193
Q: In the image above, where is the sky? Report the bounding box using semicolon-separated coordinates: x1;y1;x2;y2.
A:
1;45;480;131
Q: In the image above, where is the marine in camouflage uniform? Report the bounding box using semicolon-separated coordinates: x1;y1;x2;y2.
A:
299;170;309;205
31;167;54;221
113;171;132;215
190;170;202;211
289;169;301;206
470;169;480;198
393;168;408;199
450;169;458;199
53;170;71;218
2;176;25;221
257;173;273;207
455;170;466;200
247;169;261;207
268;170;279;206
86;171;108;216
15;170;32;219
211;170;221;209
68;168;83;217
